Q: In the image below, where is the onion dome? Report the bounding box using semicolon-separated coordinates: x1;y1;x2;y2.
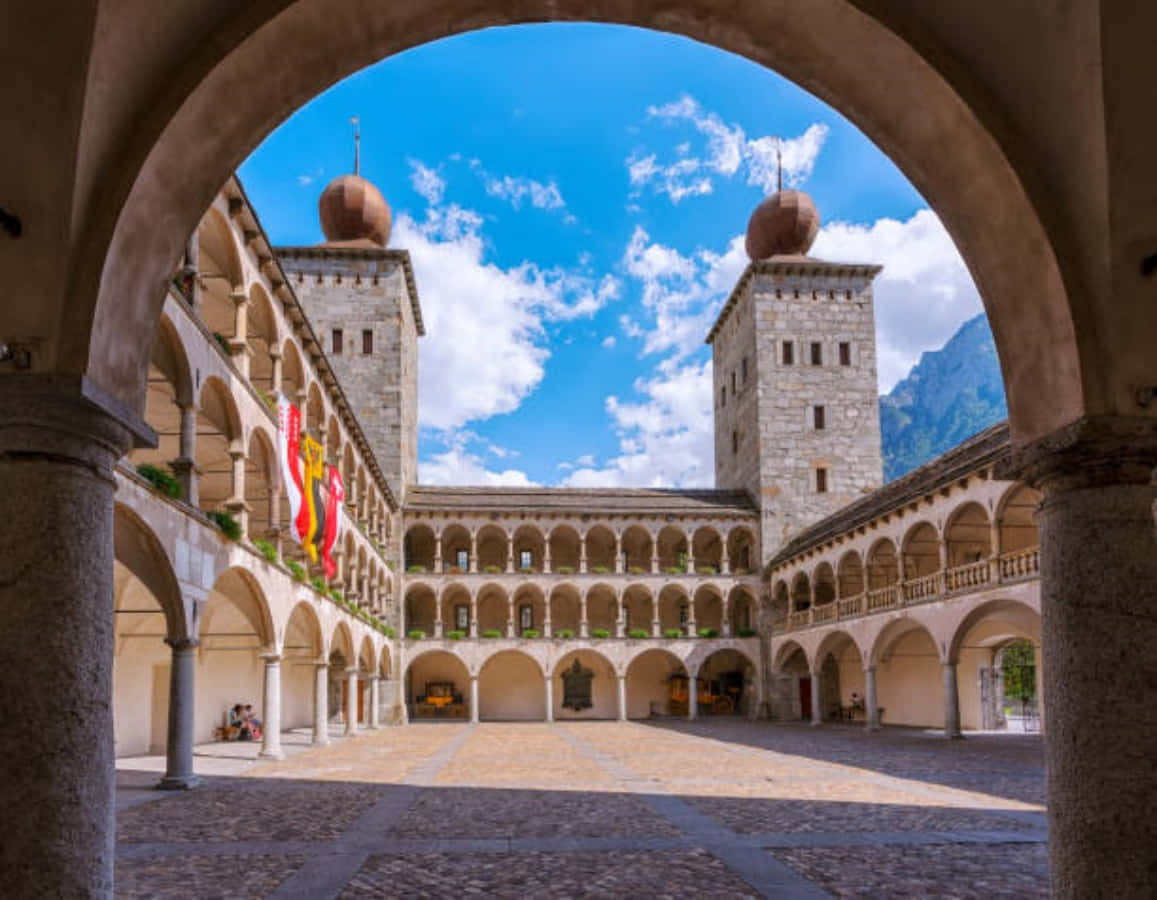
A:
744;189;820;260
318;174;392;247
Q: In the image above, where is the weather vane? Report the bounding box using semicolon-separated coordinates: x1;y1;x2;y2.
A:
350;116;360;176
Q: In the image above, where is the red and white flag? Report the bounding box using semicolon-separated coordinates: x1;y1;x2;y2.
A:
276;396;305;546
321;466;345;580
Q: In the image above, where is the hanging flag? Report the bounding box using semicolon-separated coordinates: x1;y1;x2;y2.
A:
276;397;304;547
321;465;344;580
300;436;327;563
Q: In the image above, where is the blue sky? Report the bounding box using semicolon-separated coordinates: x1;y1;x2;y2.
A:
240;24;983;488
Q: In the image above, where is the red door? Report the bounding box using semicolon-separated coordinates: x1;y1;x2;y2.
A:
799;677;812;721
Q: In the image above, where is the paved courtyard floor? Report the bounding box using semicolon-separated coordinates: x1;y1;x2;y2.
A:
114;721;1048;898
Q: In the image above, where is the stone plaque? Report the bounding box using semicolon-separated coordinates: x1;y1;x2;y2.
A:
561;658;594;711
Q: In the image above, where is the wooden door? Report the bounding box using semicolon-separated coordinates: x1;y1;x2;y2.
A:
799;677;812;721
357;682;365;723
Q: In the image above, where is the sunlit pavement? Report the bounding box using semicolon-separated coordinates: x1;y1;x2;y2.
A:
114;720;1047;898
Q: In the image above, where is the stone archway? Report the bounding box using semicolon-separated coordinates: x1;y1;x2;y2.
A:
477;650;545;721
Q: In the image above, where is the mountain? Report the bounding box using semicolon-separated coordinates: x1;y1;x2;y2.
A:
880;313;1007;481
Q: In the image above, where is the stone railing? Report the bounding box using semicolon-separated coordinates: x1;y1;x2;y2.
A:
781;546;1040;632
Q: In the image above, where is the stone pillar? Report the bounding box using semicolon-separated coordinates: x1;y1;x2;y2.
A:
506;596;515;638
686;602;697;638
617;674;628;721
579;535;588;574
579;594;589;638
721;551;730;575
543;604;552;638
158;637;200;790
469;597;478;638
810;670;823;725
225;446;248;537
183;231;202;313
545;676;554;723
313;662;330;745
543;545;552;574
722;595;732;637
434;598;443;639
688;679;698;720
170;402;198;505
368;676;381;729
469;534;478;573
470;675;480;723
296;388;309;433
229;287;251;379
651;550;660;574
864;665;880;732
943;661;963;738
651;613;661;638
345;669;358;736
269;349;282;396
0;379;134;895
259;653;285;759
1001;420;1157;896
614;536;623;574
687;552;695;574
506;540;514;574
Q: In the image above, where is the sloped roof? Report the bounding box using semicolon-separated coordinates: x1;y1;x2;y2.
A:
405;486;757;518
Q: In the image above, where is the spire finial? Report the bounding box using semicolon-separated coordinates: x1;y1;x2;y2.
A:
776;137;783;193
350;117;360;176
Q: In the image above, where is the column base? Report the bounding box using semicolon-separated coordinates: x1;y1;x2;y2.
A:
864;723;880;733
944;730;964;740
258;749;286;760
810;719;823;727
157;774;201;791
312;736;330;747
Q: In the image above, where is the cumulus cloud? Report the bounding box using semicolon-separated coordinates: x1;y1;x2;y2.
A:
408;159;445;205
483;174;566;211
811;209;983;391
601;335;616;349
561;360;714;488
627;95;829;202
420;432;537;486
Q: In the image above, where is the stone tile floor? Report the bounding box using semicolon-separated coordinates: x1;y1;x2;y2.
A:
114;721;1048;897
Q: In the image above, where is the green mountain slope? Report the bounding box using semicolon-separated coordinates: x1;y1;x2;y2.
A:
880;313;1007;481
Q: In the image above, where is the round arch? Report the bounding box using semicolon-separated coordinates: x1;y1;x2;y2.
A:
866;538;900;590
405;649;470;721
113;503;185;639
900;521;941;579
624;647;687;719
690;648;757;716
944;501;992;568
478;649;545;721
552;648;618;720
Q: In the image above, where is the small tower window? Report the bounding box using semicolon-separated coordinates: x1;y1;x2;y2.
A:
363;329;374;355
839;342;851;366
810;342;823;366
782;341;794;365
519;549;533;570
456;549;469;570
331;328;343;355
814;405;826;430
732;430;739;455
731;371;737;395
720;386;726;408
741;356;749;383
816;467;829;493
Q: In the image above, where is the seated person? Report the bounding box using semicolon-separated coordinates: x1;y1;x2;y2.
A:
243;704;262;741
225;704;244;740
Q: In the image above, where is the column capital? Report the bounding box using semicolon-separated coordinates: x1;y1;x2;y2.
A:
259;651;282;663
862;664;876;675
345;667;358;677
313;659;329;669
164;636;200;651
996;415;1157;494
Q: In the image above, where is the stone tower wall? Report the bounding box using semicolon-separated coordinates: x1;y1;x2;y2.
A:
278;249;420;502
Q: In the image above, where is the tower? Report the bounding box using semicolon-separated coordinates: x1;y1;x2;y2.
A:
708;189;884;563
275;163;423;502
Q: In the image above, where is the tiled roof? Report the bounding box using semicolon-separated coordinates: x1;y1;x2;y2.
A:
405;486;758;517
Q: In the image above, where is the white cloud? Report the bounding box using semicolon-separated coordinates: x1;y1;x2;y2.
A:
296;167;323;187
420;450;536;486
601;335;616;349
408;159;445;205
628;95;829;202
561;360;714;488
811;209;983;391
484;175;567;211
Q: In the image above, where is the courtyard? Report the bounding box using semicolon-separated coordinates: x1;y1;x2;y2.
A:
114;722;1047;897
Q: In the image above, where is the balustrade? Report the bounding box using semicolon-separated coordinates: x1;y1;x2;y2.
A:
837;594;864;618
945;559;991;591
902;572;942;604
866;585;899;612
1000;547;1040;580
813;603;836;623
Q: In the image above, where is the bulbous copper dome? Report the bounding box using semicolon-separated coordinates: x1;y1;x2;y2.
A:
318;174;391;246
745;190;820;260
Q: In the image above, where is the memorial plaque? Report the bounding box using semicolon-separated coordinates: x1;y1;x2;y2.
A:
561;658;594;711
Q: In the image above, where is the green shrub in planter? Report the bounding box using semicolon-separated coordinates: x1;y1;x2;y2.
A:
211;331;231;355
136;463;182;499
737;628;757;638
555;565;574;575
590;628;610;639
407;629;426;640
482;629;503;639
696;566;716;575
520;565;536;574
555;628;575;639
627;566;645;575
698;627;719;638
207;510;241;541
287;560;305;582
382;626;396;639
310;576;327;593
445;630;466;640
329;589;343;602
590;565;610;574
628;628;650;639
665;566;684;575
444;565;463;574
407;564;427;573
253;539;278;564
521;629;540;639
664;628;682;639
483;564;503;574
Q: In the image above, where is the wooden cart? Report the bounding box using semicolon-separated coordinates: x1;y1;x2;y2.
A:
667;673;734;716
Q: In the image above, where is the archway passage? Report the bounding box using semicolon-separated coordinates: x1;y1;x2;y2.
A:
813;632;866;724
776;643;813;721
478;651;544;721
950;599;1042;732
406;651;470;720
625;649;686;719
552;650;617;720
695;649;757;717
871;621;943;729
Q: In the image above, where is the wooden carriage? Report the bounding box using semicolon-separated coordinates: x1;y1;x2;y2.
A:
413;681;467;719
667;673;734;716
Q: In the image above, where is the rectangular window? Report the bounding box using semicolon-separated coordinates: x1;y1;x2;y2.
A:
732;430;739;455
519;549;532;570
816;467;828;493
720;385;726;408
810;342;823;366
331;328;343;355
456;549;469;570
839;342;851;365
782;341;794;365
730;371;737;394
814;405;826;430
455;605;469;631
362;329;373;355
741;356;749;382
519;604;533;632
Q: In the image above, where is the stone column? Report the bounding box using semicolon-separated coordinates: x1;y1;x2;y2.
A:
543;603;552;638
1000;420;1157;896
170;402;198;505
506;541;514;574
688;679;698;720
651;611;661;638
259;653;285;759
506;595;515;638
579;594;589;638
810;670;823;725
614;536;623;574
651;549;660;574
470;675;480;723
225;446;248;537
617;674;628;721
943;661;963;738
345;669;358;736
545;676;554;723
269;349;282;396
183;231;202;313
721;551;730;575
469;534;478;573
296;388;309;432
434;598;443;639
469;596;478;638
228;287;252;378
159;637;200;790
687;551;695;574
0;379;134;896
579;538;588;574
543;545;552;574
722;595;732;637
686;602;697;638
313;662;330;746
368;676;381;729
863;665;880;732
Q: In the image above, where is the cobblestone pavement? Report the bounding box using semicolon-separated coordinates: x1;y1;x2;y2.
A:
114;721;1048;897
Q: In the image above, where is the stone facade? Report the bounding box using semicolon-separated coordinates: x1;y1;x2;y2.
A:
709;259;885;561
278;246;423;504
